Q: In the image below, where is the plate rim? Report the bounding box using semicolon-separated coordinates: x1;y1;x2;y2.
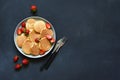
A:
14;16;56;58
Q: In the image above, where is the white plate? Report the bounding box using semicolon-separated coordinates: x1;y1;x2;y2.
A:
14;16;56;58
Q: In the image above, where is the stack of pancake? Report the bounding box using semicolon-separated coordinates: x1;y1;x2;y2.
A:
16;18;54;56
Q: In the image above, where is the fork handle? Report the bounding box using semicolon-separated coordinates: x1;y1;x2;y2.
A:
45;50;59;69
40;49;60;70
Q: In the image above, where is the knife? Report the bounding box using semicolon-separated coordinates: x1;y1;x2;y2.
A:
40;37;67;71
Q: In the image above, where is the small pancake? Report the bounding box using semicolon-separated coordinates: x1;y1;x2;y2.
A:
39;37;51;51
26;19;36;30
16;34;27;48
29;30;41;42
41;29;53;38
34;20;46;33
22;39;33;54
31;43;40;56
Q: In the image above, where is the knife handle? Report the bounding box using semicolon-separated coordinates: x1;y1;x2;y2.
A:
41;49;60;70
45;50;59;69
40;37;67;71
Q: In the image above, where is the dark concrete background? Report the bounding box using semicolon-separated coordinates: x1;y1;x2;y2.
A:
0;0;120;80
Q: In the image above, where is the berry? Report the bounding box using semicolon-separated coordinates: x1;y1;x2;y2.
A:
35;38;39;43
39;50;46;55
21;22;26;28
13;55;19;62
46;23;51;29
25;29;30;35
15;64;22;70
17;28;22;35
50;38;55;43
31;5;37;13
46;35;52;40
22;59;29;65
21;27;25;33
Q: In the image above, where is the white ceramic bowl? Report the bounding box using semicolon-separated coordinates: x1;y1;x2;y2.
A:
14;16;56;58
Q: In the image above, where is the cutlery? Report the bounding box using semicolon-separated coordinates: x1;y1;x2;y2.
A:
40;37;67;71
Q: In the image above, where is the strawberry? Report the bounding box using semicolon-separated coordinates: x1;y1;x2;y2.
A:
31;5;37;13
13;55;19;62
46;22;51;29
17;28;22;35
22;59;29;65
21;27;26;33
50;38;55;43
21;22;26;28
39;50;46;55
35;38;39;43
25;29;30;35
46;35;52;40
15;64;22;70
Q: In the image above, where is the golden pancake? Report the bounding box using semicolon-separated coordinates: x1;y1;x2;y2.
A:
34;20;46;33
16;34;27;48
26;19;36;30
39;37;51;51
22;39;33;54
16;18;55;56
29;30;41;42
31;43;40;56
41;29;53;38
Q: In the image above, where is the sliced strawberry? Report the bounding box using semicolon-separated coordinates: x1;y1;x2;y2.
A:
17;28;22;35
50;38;55;43
39;50;46;55
25;29;30;35
21;22;26;28
21;27;26;33
15;64;22;70
46;35;52;40
22;59;29;65
35;38;39;43
46;23;51;29
13;55;19;62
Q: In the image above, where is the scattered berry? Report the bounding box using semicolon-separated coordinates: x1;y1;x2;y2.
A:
39;50;46;55
15;64;22;70
31;5;37;13
46;23;51;29
13;55;19;62
21;22;26;28
50;38;55;43
46;35;52;40
17;28;22;35
35;38;39;43
22;59;29;65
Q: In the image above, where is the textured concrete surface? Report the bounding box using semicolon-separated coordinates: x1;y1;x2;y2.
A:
0;0;120;80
